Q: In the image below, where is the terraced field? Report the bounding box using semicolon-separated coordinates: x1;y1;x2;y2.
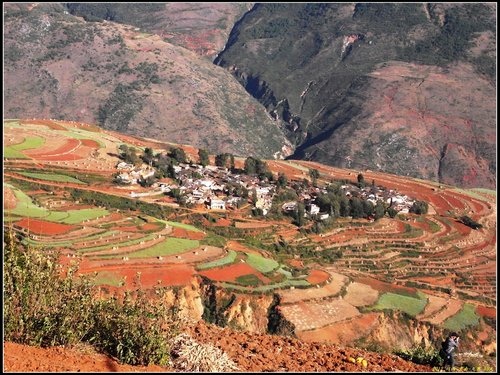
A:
3;119;496;351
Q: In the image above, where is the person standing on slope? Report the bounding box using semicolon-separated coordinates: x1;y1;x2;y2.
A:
440;332;460;371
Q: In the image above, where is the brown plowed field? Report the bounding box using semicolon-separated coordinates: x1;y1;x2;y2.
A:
198;262;270;284
170;227;206;240
306;269;330;284
297;312;381;345
3;187;17;209
15;218;76;235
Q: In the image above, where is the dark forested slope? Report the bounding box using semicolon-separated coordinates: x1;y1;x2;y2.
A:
215;3;496;188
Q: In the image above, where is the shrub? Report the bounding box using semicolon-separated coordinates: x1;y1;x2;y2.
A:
394;344;442;366
3;227;179;366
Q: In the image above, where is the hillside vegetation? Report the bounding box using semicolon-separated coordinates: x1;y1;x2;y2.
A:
3;2;290;159
215;3;496;189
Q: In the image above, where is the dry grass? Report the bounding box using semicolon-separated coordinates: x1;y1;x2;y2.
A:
170;333;239;372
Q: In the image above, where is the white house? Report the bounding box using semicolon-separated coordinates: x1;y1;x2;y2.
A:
209;198;226;210
309;203;320;215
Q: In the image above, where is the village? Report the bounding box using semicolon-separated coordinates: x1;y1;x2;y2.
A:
112;151;417;222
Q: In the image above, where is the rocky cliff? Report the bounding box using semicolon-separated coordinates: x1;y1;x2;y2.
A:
163;276;495;360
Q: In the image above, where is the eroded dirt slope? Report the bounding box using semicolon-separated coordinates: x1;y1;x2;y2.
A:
4;320;433;372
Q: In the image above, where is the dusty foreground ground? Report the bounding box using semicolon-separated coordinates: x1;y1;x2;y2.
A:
4;321;433;372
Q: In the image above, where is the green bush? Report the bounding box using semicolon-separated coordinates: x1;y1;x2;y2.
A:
394;344;442;366
3;227;179;366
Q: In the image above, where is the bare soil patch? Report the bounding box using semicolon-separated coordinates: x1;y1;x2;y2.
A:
234;221;273;229
279;282;349;304
171;227;205;240
3;342;168;373
306;269;330;284
354;276;418;296
280;299;360;332
343;282;379;307
476;305;496;319
198;262;270;284
424;299;463;325
416;294;449;320
15;218;76;235
3;187;17;210
297;312;381;346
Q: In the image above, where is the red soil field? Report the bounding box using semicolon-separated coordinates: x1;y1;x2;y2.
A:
476;305;496;319
141;223;161;231
36;147;90;161
225;240;262;255
80;263;196;289
25;138;80;158
15;218;76;235
80;139;100;148
213;217;232;227
198;262;270;284
298;312;381;345
306;269;330;284
287;259;304;269
171;227;206;240
453;220;472;236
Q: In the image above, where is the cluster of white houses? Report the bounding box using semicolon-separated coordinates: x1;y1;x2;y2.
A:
114;161;415;217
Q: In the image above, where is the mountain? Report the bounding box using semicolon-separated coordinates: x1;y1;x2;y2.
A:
3;2;496;188
214;3;496;189
3;2;291;159
63;2;253;59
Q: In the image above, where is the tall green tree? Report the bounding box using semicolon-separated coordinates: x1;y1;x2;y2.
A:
374;200;386;220
277;172;288;188
309;168;320;186
215;153;229;168
244;157;257;175
198;149;209;167
350;197;364;218
409;200;429;214
357;173;365;188
170;147;187;164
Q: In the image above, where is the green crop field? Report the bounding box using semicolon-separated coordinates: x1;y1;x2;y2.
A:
160;220;203;232
245;252;279;273
221;278;310;292
235;274;263;286
371;292;427;317
59;208;109;224
18;172;86;184
96;237;199;259
4;136;45;159
196;250;237;270
443;303;480;331
5;185;108;224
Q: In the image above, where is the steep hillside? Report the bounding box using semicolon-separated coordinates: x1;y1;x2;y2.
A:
4;3;291;159
214;3;496;189
64;2;253;59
